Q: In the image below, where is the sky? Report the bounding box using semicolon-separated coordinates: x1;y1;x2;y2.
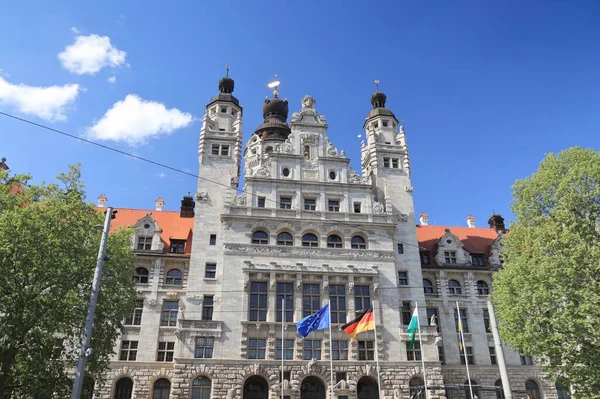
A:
1;0;599;227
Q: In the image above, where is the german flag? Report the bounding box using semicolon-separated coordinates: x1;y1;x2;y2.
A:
342;307;375;340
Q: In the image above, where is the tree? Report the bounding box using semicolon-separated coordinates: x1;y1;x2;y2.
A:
0;165;135;398
492;147;600;397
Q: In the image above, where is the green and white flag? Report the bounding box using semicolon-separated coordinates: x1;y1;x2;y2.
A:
406;308;419;349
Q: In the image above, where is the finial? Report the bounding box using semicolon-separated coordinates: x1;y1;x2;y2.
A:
225;64;230;77
375;79;380;91
268;74;281;97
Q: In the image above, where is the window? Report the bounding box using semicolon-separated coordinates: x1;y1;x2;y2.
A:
556;383;571;399
471;254;485;266
489;347;497;365
220;145;229;156
526;380;541;399
303;339;321;360
137;236;152;250
276;339;294;360
304;198;316;211
329;170;337;180
257;197;266;208
328;199;340;212
427;308;439;332
248;338;266;359
114;378;133;399
276;232;294;246
191;376;211;399
454;308;470;333
438;346;445;364
460;346;474;365
382;120;389;127
132;267;149;284
280;371;291;383
327;234;343;248
483;309;491;333
351;235;367;249
302;233;319;247
194;337;214;358
205;263;216;279
520;355;534;365
373;122;379;128
124;299;143;326
202;296;214;321
249;282;268;321
336;372;347;383
401;302;412;325
354;285;371;313
282;167;290;177
170;239;185;253
398;271;408;286
212;144;229;156
331;340;348;360
220;107;227;113
353;202;361;213
165;269;183;286
464;380;481;399
406;341;421;361
211;144;220;155
156;342;175;362
153;379;171;399
279;196;292;209
209;234;216;245
391;158;399;169
383;158;390;168
495;380;505;399
409;377;425;399
329;284;346;324
119;340;138;361
397;243;404;254
161;301;179;327
423;279;434;294
444;251;457;264
420;251;431;265
448;279;462;295
277;282;294;322
251;230;269;245
303;283;320;317
476;280;490;295
358;340;374;360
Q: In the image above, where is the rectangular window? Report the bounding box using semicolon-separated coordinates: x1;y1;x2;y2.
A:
454;308;470;333
202;296;214;321
383;158;390;168
397;243;404;254
211;144;220;155
220;107;227;113
220;145;229;156
276;339;294;360
471;254;485;266
194;337;214;358
137;236;152;251
392;158;399;168
280;371;291;383
248;338;266;359
218;128;225;132
156;342;175;362
331;340;349;360
280;196;292;209
257;196;266;208
209;234;217;245
444;251;457;264
170;239;186;253
420;251;431;265
520;355;534;365
328;199;340;212
160;300;179;327
398;271;408;286
406;341;421;361
303;339;321;360
303;283;321;317
124;299;144;326
277;282;294;322
438;346;445;364
205;263;217;279
119;340;138;361
401;301;412;325
336;372;347;383
489;347;497;365
460;346;474;365
483;309;491;333
354;285;371;313
353;202;361;213
304;198;316;211
358;340;374;361
382;120;389;127
426;308;439;332
249;282;268;321
329;284;347;324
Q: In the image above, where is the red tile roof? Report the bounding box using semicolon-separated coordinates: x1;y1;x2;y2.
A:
416;225;499;255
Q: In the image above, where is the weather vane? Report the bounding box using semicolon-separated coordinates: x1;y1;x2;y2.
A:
375;79;380;91
268;74;281;97
225;64;230;77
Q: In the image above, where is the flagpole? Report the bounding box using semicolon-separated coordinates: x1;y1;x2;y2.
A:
456;301;474;399
415;301;429;399
328;300;334;399
372;305;383;399
281;297;285;399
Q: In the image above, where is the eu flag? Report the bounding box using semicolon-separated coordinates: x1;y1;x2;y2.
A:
296;304;330;338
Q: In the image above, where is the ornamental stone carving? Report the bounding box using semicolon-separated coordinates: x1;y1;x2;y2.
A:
397;213;409;222
300;132;319;145
327;141;338;156
373;201;385;214
234;195;246;205
256;166;271;177
224;243;395;260
282;138;293;153
348;170;362;184
196;191;208;201
405;186;414;192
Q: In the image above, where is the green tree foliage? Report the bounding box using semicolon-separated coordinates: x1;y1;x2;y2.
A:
0;165;135;398
492;147;600;396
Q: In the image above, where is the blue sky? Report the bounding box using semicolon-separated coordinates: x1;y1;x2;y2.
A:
1;0;598;227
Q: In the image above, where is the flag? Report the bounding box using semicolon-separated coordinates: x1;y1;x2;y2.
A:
406;308;419;349
457;316;464;352
341;307;375;340
296;304;330;338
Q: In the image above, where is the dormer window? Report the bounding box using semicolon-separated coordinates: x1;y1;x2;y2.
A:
137;236;152;251
420;251;431;265
471;254;485;266
170;240;186;254
444;251;457;264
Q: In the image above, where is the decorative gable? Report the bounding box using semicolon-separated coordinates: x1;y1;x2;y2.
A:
132;213;164;252
488;233;503;268
435;229;470;265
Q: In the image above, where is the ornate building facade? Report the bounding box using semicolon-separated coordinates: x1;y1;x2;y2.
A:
93;75;564;399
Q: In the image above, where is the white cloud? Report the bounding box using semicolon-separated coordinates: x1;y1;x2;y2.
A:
158;172;167;179
0;77;80;122
58;34;127;75
71;26;80;34
107;76;116;84
87;94;194;145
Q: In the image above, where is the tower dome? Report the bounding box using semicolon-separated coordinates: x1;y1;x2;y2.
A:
207;67;240;108
218;76;235;94
253;91;291;141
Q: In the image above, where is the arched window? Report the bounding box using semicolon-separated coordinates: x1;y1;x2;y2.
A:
327;234;343;248
351;235;367;249
448;279;462;295
476;280;490;295
409;377;425;399
192;376;211;399
526;379;542;399
495;379;505;399
463;380;481;399
165;269;183;286
276;232;293;246
302;233;319;247
114;377;133;399
556;382;570;399
152;378;170;399
423;279;434;294
251;230;269;245
132;267;149;284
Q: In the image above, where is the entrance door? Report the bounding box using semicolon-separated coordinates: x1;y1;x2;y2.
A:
243;376;268;399
357;377;379;399
301;376;325;399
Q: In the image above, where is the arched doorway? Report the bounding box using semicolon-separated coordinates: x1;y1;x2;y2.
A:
526;379;542;399
243;375;269;399
301;376;326;399
153;378;171;399
409;377;425;399
357;377;379;399
114;377;133;399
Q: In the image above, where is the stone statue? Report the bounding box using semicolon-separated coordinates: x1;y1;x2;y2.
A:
430;314;437;326
301;95;315;109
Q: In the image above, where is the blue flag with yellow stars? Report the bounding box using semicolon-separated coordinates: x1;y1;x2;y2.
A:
296;304;330;338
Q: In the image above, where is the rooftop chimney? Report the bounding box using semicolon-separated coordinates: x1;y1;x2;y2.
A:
97;194;107;208
419;212;428;226
155;197;165;211
488;213;506;233
0;157;8;171
466;215;476;228
180;193;195;218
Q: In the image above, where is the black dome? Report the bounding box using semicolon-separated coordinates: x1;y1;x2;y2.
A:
263;96;289;119
253;92;290;141
218;76;235;94
371;91;387;109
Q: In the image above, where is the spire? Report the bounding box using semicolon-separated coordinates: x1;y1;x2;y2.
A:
364;79;397;125
208;67;240;108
